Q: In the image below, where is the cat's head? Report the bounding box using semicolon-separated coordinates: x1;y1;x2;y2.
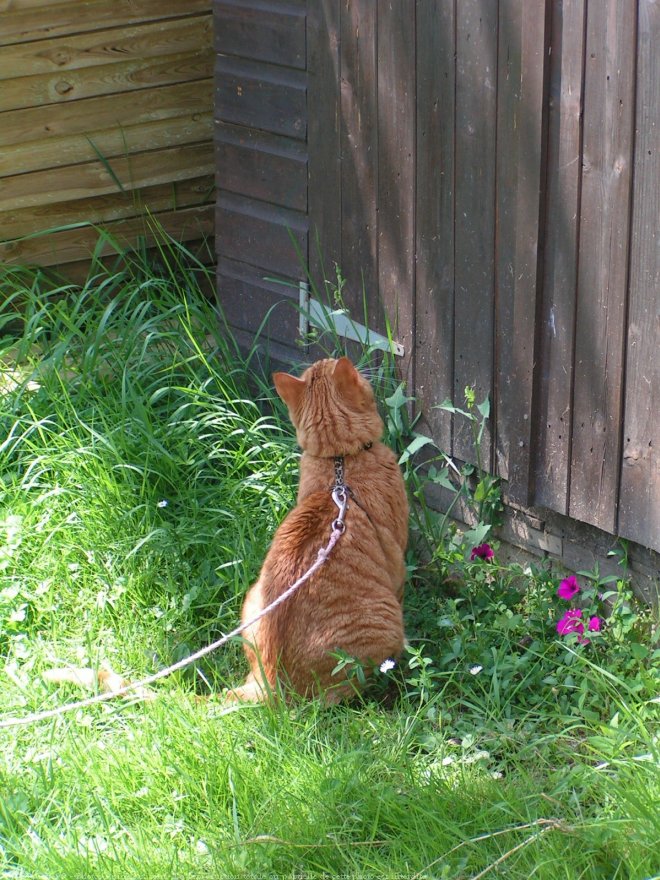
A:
273;357;384;456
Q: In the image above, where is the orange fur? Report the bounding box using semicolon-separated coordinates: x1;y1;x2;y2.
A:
228;357;408;704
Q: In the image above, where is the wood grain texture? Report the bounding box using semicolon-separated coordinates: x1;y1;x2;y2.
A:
494;0;523;482
618;0;660;552
453;0;498;466
216;191;308;277
0;4;214;275
376;0;416;385
534;0;586;513
506;0;550;507
0;16;211;80
569;0;636;532
218;256;300;346
215;55;306;140
339;0;379;316
0;48;212;112
0;205;214;265
0;143;214;212
215;122;307;211
414;0;455;454
0;176;214;240
307;0;342;299
0;80;213;147
0;0;210;47
214;1;305;69
0;112;213;177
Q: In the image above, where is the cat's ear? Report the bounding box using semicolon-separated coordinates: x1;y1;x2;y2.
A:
332;356;359;393
273;371;305;410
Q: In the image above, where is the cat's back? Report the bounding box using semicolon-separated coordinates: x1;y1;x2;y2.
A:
298;441;408;555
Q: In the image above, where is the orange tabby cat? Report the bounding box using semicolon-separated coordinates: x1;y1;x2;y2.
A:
228;356;408;704
43;357;408;706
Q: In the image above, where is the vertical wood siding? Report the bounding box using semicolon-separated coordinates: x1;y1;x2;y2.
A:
618;0;660;552
214;0;659;556
0;0;214;270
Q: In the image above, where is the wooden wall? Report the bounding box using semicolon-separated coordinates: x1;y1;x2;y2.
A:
0;0;214;272
214;1;659;580
214;0;307;355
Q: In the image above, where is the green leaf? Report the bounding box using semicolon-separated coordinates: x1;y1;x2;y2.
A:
474;479;488;503
428;467;455;491
385;383;413;433
463;523;491;548
631;643;649;661
398;433;435;465
476;396;490;419
435;399;473;420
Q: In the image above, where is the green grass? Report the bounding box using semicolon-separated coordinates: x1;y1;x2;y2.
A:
0;242;658;879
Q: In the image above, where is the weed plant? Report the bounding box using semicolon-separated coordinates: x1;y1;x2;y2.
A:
0;240;658;879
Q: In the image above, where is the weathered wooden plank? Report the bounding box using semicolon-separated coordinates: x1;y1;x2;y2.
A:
0;48;212;112
0;15;211;80
215;122;307;212
376;0;415;385
215;55;306;140
0;142;214;212
0;175;214;240
0;0;210;47
506;0;551;507
216;191;308;278
534;0;587;514
493;0;522;481
0;79;213;147
307;0;342;301
218;256;300;346
339;0;378;318
214;1;305;70
0;112;213;177
414;0;455;453
453;0;498;465
569;0;636;532
618;0;660;552
0;0;75;11
0;205;214;265
50;237;215;289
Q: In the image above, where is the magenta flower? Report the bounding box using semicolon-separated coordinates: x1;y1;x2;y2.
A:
557;575;580;600
470;543;494;562
588;616;602;632
556;608;584;636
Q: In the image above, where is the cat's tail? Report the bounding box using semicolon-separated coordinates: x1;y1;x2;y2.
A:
42;667;155;700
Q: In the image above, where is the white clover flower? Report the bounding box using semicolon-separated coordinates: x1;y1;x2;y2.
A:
379;658;396;673
469;664;483;675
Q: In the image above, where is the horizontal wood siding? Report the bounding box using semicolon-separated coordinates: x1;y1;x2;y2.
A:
0;0;214;270
214;0;307;353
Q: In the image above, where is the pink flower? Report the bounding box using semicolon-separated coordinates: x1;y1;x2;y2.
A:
557;575;580;600
588;616;602;632
556;608;584;637
470;543;494;562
